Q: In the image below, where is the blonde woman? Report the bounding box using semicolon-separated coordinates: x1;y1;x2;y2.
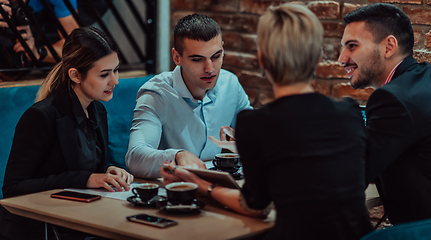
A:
162;3;373;239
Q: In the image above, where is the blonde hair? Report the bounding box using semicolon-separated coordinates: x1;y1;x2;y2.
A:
36;27;118;102
257;3;323;85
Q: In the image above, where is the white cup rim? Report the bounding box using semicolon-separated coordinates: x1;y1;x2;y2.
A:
165;182;198;191
136;183;159;189
215;153;240;158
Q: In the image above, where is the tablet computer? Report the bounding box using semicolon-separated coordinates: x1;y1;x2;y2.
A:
181;167;240;189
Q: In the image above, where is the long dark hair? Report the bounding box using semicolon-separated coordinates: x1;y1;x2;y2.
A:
36;26;118;102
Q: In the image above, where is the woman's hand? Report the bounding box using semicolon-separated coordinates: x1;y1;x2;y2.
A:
87;167;133;192
106;166;134;184
161;164;210;195
86;173;130;192
209;126;238;153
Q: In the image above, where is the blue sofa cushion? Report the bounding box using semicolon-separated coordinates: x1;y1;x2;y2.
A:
102;75;153;170
0;75;153;199
0;85;40;200
361;218;431;240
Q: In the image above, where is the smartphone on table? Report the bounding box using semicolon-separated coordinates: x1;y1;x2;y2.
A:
51;190;101;203
127;214;177;228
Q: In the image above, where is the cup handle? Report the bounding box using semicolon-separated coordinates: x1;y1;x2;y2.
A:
212;159;218;168
132;188;138;196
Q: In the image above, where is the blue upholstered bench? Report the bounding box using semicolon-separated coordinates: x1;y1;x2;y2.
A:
361;217;431;240
0;74;153;199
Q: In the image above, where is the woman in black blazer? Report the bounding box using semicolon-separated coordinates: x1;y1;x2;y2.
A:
0;26;133;240
161;4;373;240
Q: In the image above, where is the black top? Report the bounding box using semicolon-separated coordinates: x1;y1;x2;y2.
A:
0;84;109;239
366;56;431;224
70;91;102;171
236;93;372;240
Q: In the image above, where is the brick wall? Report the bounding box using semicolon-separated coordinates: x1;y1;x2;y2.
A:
171;0;431;108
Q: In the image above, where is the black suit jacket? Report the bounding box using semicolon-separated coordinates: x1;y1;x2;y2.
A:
366;56;431;224
0;85;109;239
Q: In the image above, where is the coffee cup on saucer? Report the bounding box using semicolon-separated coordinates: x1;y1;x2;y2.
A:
213;153;241;173
165;182;198;205
132;183;159;202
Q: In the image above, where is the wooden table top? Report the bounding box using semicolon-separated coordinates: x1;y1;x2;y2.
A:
0;188;275;240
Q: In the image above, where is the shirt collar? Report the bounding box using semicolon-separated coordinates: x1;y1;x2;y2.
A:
70;90;98;126
172;66;197;102
382;60;403;86
172;66;217;104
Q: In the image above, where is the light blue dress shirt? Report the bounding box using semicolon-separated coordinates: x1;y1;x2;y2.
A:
126;66;252;178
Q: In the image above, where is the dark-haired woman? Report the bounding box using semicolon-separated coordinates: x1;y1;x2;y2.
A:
0;26;133;240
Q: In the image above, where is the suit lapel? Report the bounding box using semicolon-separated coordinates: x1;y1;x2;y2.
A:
54;86;81;171
392;56;417;80
94;102;108;169
56;117;81;171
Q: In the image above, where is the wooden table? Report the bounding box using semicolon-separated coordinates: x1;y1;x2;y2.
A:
0;188;275;240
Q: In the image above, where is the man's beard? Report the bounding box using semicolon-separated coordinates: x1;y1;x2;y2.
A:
351;49;384;89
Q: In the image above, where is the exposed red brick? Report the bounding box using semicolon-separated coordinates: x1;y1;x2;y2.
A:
333;82;374;101
223;32;258;52
322;22;345;38
223;51;259;70
369;0;421;4
414;30;421;46
196;0;239;12
239;0;283;14
244;88;259;107
316;61;347;79
425;30;431;49
237;70;272;90
258;90;275;107
413;50;431;63
206;13;259;33
342;3;362;17
322;39;341;61
311;79;333;96
171;0;195;10
307;1;340;19
403;7;431;25
170;11;195;29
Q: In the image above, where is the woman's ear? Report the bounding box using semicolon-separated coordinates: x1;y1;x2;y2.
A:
68;68;81;84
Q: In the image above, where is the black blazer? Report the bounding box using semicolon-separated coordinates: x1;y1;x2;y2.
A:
366;56;431;224
0;85;109;239
236;93;372;240
3;85;108;198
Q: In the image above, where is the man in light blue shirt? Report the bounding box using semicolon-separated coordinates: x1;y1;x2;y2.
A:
126;13;252;178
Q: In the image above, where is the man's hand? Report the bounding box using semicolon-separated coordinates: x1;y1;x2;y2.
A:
0;1;11;28
13;25;39;60
174;150;207;169
209;126;238;153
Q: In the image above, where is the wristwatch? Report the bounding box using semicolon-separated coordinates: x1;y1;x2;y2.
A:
38;46;47;61
207;184;220;197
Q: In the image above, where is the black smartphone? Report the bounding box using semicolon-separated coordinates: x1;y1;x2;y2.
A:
51;190;101;203
127;214;177;228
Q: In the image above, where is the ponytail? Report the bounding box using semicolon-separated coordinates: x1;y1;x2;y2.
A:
35;62;66;102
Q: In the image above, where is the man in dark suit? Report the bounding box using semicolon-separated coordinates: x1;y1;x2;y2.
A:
338;3;431;225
